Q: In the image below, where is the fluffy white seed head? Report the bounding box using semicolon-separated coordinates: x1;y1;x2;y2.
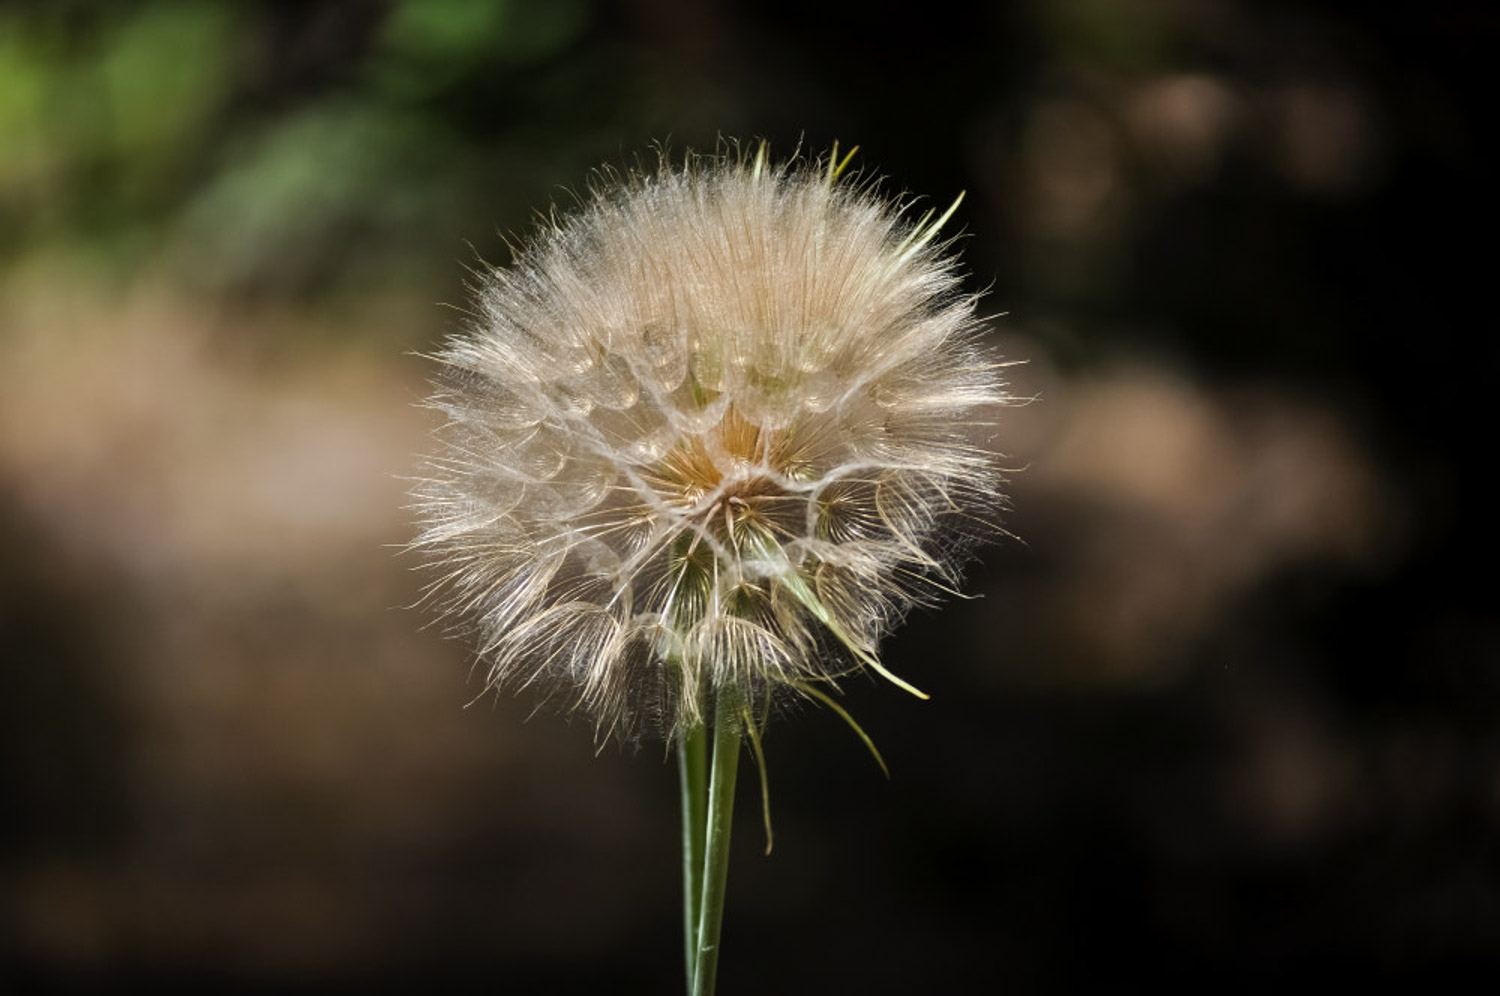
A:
413;145;1011;741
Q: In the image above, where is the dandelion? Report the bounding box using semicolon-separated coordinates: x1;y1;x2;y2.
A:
411;142;1012;994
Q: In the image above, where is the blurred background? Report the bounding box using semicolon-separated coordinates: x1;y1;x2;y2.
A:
1;0;1494;991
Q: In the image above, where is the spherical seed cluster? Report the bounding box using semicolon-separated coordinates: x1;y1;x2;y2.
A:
413;147;1009;740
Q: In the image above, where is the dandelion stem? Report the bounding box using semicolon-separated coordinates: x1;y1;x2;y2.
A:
677;722;708;988
691;692;742;996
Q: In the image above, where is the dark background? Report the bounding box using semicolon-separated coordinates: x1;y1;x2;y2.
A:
2;1;1494;991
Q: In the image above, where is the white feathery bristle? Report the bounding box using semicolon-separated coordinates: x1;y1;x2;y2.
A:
412;145;1012;740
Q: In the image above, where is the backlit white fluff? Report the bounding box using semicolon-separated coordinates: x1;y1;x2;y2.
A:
413;145;1010;740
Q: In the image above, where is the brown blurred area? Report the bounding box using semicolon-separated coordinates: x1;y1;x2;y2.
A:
2;1;1495;992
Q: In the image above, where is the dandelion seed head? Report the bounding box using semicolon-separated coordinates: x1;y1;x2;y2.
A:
413;144;1012;740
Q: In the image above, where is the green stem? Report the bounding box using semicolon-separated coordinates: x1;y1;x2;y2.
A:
691;693;742;996
678;723;708;988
